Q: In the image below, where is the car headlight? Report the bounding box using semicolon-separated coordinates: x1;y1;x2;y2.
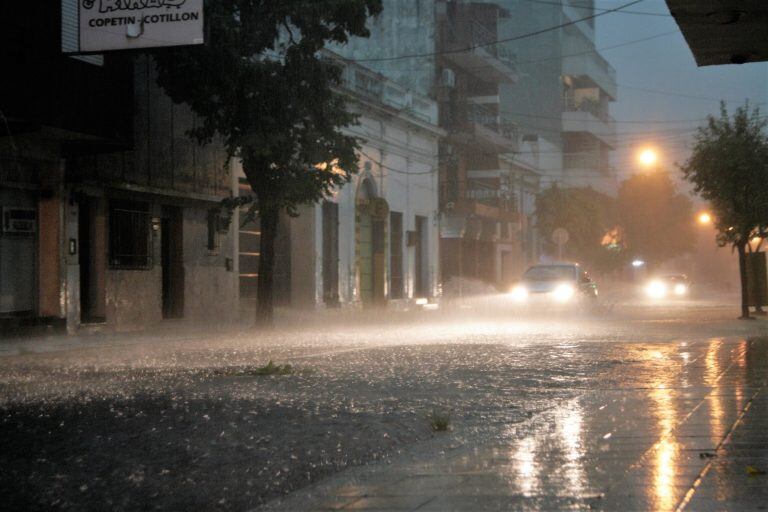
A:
646;280;667;299
674;283;688;296
553;283;576;303
510;285;528;302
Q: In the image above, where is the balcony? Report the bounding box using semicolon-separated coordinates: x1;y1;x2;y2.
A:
563;152;612;173
562;0;595;43
451;103;519;153
325;51;438;125
561;51;617;100
442;20;518;84
440;179;517;221
560;164;618;196
561;96;616;148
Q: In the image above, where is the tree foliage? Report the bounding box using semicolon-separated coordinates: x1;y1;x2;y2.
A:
617;169;694;268
151;0;383;323
681;103;768;318
681;104;768;248
536;186;625;273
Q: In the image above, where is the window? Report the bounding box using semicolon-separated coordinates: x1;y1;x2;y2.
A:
389;211;403;299
109;200;150;269
207;209;219;252
322;201;339;304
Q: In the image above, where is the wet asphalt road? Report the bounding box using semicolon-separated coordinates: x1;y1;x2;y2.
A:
1;295;768;511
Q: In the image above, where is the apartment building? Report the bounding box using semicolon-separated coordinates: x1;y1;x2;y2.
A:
498;0;618;196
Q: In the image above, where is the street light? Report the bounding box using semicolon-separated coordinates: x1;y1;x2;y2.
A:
638;148;659;168
697;212;713;225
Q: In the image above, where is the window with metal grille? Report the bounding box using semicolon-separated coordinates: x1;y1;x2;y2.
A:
109;200;150;269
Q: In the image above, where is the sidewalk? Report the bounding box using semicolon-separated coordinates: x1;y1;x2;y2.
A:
258;337;768;512
0;304;441;358
0;322;245;357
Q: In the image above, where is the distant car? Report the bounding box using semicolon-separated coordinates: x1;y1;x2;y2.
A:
509;263;598;308
644;274;690;299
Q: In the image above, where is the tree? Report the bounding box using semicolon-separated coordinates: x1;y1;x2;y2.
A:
535;186;626;274
152;0;383;325
617;169;695;270
681;104;768;319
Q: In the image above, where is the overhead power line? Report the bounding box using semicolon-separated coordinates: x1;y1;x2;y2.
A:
353;0;644;63
616;83;767;105
517;0;671;17
515;29;678;66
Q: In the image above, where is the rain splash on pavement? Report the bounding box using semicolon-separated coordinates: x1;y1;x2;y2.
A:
0;298;767;510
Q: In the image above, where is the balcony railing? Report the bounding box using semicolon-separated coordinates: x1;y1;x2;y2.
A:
443;18;518;78
466;104;520;143
441;179;516;212
323;51;438;124
470;20;495;51
563;152;612;173
562;95;614;124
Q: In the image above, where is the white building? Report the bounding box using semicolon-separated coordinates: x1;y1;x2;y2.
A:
236;52;443;310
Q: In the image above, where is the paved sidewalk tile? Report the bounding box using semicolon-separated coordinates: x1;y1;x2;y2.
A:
259;338;768;512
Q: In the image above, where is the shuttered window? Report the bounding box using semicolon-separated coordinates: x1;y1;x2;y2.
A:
322;201;339;304
390;211;403;299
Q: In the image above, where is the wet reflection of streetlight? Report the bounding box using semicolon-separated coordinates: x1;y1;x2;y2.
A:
643;344;680;511
706;346;725;438
705;340;726;499
650;383;678;511
558;402;585;494
512;437;538;495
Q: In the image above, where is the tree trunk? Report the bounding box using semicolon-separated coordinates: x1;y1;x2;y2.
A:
737;242;752;319
256;205;279;326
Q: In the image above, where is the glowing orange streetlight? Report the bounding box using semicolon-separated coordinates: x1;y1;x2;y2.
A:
697;212;712;225
638;148;659;168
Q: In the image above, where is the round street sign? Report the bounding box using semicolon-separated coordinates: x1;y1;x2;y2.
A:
552;228;570;246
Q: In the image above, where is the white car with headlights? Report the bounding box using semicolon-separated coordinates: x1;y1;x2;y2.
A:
509;264;598;308
644;274;690;300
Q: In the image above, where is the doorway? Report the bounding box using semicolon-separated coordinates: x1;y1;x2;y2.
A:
78;196;105;324
161;206;184;319
355;178;387;306
414;215;428;297
322;201;340;306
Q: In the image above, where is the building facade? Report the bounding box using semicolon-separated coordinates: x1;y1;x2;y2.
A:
236;52;443;310
341;0;542;291
0;4;238;334
497;0;618;196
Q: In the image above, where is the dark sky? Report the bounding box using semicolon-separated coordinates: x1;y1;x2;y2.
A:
594;0;767;178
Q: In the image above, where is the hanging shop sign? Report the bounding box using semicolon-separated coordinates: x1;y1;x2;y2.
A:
63;0;204;53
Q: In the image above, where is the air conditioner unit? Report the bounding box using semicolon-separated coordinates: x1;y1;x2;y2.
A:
441;68;456;88
2;207;37;234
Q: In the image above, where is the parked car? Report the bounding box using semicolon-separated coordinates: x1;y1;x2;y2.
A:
509;263;598;308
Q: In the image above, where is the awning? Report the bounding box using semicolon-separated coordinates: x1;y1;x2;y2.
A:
665;1;768;66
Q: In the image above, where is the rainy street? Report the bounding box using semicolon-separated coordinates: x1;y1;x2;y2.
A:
6;1;768;511
1;295;767;511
